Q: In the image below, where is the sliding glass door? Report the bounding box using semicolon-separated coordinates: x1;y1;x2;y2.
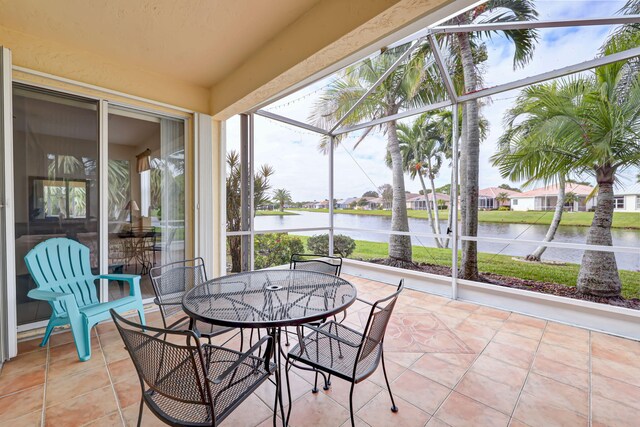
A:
13;85;100;326
107;107;186;301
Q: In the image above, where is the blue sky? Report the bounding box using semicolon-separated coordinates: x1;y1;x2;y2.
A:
228;0;637;202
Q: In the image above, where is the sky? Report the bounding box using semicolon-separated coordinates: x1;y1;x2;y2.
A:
227;0;638;202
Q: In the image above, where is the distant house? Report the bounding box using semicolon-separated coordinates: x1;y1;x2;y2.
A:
406;193;450;210
478;187;519;210
336;197;358;209
313;200;330;209
614;183;640;212
509;183;595;212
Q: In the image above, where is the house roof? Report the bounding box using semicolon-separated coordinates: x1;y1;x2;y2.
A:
512;183;595;198
407;193;450;202
478;187;520;198
616;183;640;196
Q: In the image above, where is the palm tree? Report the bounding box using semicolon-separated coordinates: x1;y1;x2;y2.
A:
311;44;445;266
495;192;510;208
438;0;538;280
493;33;640;296
395;114;445;247
493;80;583;262
272;188;292;212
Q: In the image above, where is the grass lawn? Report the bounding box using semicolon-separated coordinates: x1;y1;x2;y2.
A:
255;210;299;216
289;208;640;229
294;235;640;299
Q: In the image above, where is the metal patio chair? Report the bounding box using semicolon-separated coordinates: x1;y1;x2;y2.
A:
110;309;275;427
149;258;242;348
285;279;404;427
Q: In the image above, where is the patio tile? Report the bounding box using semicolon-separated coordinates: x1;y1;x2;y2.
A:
474;306;510;320
592;373;640;410
491;331;539;353
464;313;505;330
392;369;450;414
535;343;589;371
482;341;534;370
107;358;137;383
506;313;547;329
446;300;479;312
45;385;119;427
322;378;382;413
545;322;589;339
121;403;165;427
434;391;510;427
82;410;123;426
512;391;587;427
0;368;46;397
0;384;44;423
339;415;371;427
433;313;465;329
101;341;130;364
113;375;141;409
592;394;640;427
468;354;528;389
540;330;589;353
0;410;42;427
222;394;273;426
368;358;406;388
425;417;453;427
591;332;640;367
455;371;521;415
0;350;46;376
451;330;491;354
287;390;350;427
47;351;106;380
254;370;311;410
16;338;44;355
383;351;423;368
499;322;544;341
410;354;470;389
522;373;588;416
357;391;431;427
591;355;640;386
46;365;111;407
383;313;474;353
49;330;76;347
530;355;589;390
49;339;101;362
454;320;498;341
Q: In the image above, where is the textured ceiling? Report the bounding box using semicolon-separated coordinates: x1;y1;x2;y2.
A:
0;0;320;88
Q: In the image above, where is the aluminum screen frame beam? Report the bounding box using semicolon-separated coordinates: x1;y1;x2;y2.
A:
431;15;640;34
428;34;457;102
255;109;330;135
328;38;425;134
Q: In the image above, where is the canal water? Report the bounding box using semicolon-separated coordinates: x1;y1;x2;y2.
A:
255;210;640;271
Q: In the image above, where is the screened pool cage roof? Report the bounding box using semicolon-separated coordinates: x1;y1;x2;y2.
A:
251;14;640;137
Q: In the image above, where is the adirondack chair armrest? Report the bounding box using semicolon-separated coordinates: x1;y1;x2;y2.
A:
97;274;142;298
28;289;73;302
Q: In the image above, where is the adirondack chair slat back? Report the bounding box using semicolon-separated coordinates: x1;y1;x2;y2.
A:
25;238;99;316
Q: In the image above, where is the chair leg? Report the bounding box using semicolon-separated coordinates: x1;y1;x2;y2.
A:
137;304;146;326
381;349;398;412
69;320;91;362
40;319;57;347
349;382;356;427
284;326;289;346
312;370;319;393
137;399;144;427
285;358;294;425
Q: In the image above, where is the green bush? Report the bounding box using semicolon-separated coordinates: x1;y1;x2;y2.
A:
498;206;510;211
254;233;304;269
307;234;356;257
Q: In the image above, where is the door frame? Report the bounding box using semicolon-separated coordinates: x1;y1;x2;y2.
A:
1;47;17;359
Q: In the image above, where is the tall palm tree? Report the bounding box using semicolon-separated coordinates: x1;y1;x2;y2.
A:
493;80;582;262
272;188;292;212
395;114;445;248
493;33;640;296
439;0;538;280
311;44;445;265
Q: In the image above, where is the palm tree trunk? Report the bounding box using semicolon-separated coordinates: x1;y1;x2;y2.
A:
417;173;442;248
387;120;412;263
577;168;622;297
443;166;455;249
427;160;443;247
457;32;480;281
526;176;566;261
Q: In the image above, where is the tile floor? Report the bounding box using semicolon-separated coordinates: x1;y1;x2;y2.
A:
1;274;639;426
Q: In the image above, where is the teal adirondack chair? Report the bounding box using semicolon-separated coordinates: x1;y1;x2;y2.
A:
25;238;146;361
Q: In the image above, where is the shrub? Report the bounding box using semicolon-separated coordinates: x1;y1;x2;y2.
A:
307;234;356;257
254;233;304;269
498;206;510;211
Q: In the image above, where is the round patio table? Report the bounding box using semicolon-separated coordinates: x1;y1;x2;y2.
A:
182;269;357;426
